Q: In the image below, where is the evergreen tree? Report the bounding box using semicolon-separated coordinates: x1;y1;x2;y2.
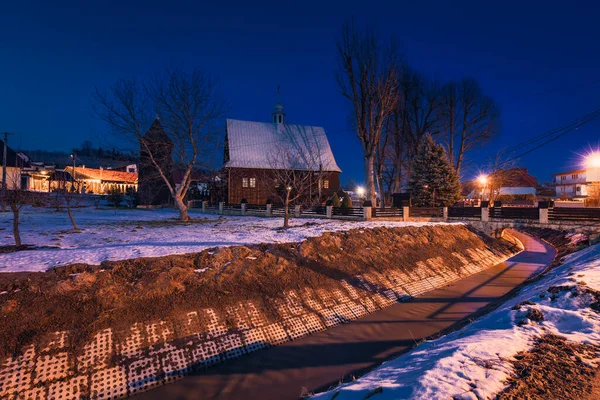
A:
341;192;353;208
409;134;461;207
330;193;342;207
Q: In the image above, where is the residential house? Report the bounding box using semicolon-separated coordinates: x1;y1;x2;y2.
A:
63;166;138;194
223;102;341;204
0;140;28;189
553;167;600;199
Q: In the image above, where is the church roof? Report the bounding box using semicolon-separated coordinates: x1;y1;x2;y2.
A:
224;119;341;172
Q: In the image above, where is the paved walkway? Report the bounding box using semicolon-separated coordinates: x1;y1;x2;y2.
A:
139;230;556;400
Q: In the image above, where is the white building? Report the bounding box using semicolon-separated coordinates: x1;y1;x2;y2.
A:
553;167;600;198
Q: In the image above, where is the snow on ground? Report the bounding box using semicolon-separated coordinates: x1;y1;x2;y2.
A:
312;242;600;400
0;206;449;272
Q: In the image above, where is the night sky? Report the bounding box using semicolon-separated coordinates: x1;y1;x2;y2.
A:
2;0;599;185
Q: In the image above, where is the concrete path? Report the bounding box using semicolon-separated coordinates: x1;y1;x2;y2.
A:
139;230;556;400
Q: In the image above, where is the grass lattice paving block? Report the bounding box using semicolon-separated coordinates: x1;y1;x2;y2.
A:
126;357;160;394
0;346;35;397
90;366;127;400
33;352;70;384
77;329;112;372
47;375;88;400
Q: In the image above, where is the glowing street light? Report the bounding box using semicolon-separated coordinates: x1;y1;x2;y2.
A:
585;152;600;169
356;186;365;197
477;174;488;201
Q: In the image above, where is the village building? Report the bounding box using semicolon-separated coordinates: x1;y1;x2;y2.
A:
0;140;28;189
223;101;341;204
553;166;600;200
63;166;138;194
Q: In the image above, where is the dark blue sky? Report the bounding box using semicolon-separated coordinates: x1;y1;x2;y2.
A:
2;0;599;184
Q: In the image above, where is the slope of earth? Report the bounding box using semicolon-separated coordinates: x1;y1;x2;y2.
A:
0;225;517;399
0;206;454;272
312;231;597;400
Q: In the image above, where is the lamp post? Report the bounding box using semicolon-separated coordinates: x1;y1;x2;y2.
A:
478;174;488;202
70;152;77;193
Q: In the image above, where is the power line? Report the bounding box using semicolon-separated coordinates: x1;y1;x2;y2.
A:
498;109;600;167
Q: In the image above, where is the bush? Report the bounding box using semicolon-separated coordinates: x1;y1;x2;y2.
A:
107;188;123;207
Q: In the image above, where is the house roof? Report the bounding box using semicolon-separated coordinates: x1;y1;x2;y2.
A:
224;119;341;172
0;140;27;168
498;187;537;196
553;168;586;176
64;166;138;184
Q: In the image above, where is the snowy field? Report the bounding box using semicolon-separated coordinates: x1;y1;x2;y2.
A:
0;206;448;272
313;241;600;400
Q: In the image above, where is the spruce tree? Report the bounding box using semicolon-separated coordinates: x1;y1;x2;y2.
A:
330;193;342;207
409;134;461;207
341;192;353;208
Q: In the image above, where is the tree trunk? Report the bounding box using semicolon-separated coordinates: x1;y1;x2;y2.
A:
11;206;21;247
283;191;290;228
376;170;386;209
364;155;377;206
174;196;189;222
65;197;79;230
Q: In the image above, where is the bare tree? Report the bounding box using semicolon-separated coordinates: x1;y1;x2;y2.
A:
94;66;226;221
382;69;440;198
439;77;500;177
265;126;332;228
2;174;40;247
483;152;521;203
53;169;80;230
337;20;399;205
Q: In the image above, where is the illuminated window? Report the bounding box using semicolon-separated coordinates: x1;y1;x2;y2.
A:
249;177;256;188
572;174;578;179
323;180;329;189
242;178;248;188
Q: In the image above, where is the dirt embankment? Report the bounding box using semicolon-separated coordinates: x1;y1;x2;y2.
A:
0;225;518;398
0;225;513;359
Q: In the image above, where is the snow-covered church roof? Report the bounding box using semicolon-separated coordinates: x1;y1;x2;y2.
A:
224;119;341;172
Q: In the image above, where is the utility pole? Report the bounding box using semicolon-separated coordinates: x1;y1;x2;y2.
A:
2;132;9;212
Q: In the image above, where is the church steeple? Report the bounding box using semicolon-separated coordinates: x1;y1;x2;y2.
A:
272;85;285;124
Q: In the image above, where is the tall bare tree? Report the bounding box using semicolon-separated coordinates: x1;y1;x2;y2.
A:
337;20;399;205
94;66;226;221
380;69;440;199
439;77;500;177
265;126;332;228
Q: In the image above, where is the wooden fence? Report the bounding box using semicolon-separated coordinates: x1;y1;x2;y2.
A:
549;207;600;221
491;207;539;220
372;207;403;218
332;207;363;217
448;207;480;219
410;207;444;218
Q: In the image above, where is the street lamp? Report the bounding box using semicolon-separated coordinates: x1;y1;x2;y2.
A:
585;152;600;169
477;174;488;201
356;186;365;198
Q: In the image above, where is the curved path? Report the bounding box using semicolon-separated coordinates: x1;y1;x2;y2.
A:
139;230;556;400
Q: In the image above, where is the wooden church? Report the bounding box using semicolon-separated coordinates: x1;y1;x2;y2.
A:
224;99;341;204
